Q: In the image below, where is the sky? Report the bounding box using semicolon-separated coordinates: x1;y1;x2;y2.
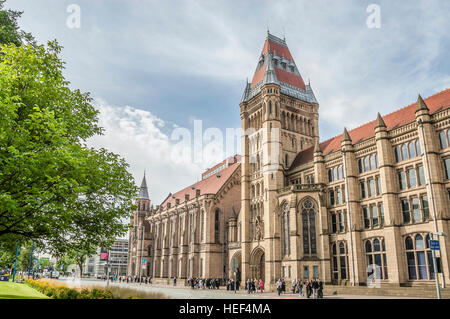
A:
8;0;450;205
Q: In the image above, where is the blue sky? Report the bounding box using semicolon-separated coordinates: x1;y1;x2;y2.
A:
8;0;450;204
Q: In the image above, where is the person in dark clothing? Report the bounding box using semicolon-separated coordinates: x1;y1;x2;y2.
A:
312;279;319;299
318;278;324;298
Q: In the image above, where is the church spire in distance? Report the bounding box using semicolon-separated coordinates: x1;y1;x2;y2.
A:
138;172;149;200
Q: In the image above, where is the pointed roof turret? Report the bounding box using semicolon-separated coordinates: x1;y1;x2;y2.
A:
241;32;318;104
138;173;149;200
416;94;429;113
342;127;352;142
375;112;386;128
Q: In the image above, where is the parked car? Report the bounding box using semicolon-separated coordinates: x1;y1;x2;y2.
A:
50;270;60;279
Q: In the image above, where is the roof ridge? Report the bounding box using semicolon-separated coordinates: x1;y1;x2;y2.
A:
319;88;450;145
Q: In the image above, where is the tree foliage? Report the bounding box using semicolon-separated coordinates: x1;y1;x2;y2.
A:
0;0;34;46
0;40;137;256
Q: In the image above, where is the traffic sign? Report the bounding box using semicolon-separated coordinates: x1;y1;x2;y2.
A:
429;240;440;250
142;259;146;264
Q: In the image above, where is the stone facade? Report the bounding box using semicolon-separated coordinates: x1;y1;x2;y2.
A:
128;32;450;289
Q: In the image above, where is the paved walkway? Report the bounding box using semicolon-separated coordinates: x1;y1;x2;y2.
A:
58;278;422;299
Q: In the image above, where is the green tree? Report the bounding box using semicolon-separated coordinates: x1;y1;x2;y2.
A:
0;41;137;256
0;0;34;46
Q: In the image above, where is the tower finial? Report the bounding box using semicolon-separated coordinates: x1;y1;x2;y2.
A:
416;94;429;113
342;127;352;142
375;112;386;128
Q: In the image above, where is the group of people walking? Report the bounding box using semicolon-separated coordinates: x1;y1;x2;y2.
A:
245;278;265;293
187;277;221;289
276;278;324;298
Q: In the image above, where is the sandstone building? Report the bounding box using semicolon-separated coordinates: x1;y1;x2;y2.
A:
128;32;450;288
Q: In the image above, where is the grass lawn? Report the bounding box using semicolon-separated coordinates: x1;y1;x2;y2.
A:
0;281;49;299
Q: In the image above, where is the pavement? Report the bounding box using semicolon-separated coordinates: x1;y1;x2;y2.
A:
57;278;423;299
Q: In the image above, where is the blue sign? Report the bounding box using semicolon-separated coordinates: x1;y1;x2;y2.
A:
142;259;146;264
429;240;440;250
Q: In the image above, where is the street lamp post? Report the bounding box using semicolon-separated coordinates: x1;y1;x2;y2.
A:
430;232;448;299
234;271;236;294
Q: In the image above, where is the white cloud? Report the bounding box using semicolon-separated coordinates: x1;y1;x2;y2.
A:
88;99;239;205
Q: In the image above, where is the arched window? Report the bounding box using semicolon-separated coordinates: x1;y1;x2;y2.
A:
331;241;348;281
252;185;255;198
401;144;409;160
328;169;333;182
301;200;316;255
370;155;376;171
269;101;272;114
365;237;388;280
214;210;220;243
408;141;416;158
282;204;290;255
333;167;338;181
364;157;370;171
405;233;435;280
415;140;422;156
338;166;343;180
375;153;379;168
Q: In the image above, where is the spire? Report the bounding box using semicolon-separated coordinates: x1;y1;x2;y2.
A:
416;94;429;113
240;80;251;103
138;173;149;200
375;112;386;128
342;127;352;142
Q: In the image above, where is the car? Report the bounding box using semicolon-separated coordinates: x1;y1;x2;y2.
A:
50;270;60;279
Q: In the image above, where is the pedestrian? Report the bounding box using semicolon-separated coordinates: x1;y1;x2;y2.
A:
276;278;282;296
281;278;286;293
247;278;252;294
291;278;297;294
318;278;323;299
174;276;177;286
305;279;311;298
298;280;304;297
312;278;319;299
259;279;264;293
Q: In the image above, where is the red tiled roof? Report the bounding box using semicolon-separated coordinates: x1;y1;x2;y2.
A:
261;39;293;61
161;162;240;209
290;88;450;169
275;67;306;90
251;65;265;87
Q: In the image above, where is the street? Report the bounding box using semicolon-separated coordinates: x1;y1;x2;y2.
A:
57;278;424;299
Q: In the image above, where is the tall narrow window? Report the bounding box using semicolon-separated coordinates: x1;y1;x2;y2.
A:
371;205;379;228
370;155;376;171
336;187;342;204
301;200;316;255
364;157;370;171
360;181;367;198
282;204;290;255
394;146;401;163
401;199;411;224
402;144;409;160
417;165;425;185
415;140;422;156
358;159;363;173
376;176;382;195
368;179;376;197
331;213;337;233
408;168;417;187
379;203;385;226
330;189;335;205
269;101;272;114
408;141;416;158
398;171;407;190
421;195;429;221
412;197;421;223
214;210;220;243
363;207;370;229
339;212;345;232
439;131;448;149
444;158;450;180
